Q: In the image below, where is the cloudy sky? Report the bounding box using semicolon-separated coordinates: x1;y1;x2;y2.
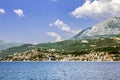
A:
0;0;120;43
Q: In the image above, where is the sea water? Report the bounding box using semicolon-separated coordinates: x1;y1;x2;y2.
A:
0;62;120;80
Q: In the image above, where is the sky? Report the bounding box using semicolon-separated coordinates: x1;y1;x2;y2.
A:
0;0;120;43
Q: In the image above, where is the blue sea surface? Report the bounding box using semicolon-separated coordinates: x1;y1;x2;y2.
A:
0;62;120;80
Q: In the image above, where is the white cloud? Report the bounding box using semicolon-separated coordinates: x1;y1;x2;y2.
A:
0;9;5;14
49;23;54;27
50;19;80;34
51;0;57;2
13;9;24;17
71;0;120;19
47;32;62;42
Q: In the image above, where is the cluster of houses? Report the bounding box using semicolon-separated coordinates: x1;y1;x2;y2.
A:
1;38;120;61
0;47;116;61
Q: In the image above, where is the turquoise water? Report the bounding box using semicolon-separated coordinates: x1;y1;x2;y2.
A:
0;62;120;80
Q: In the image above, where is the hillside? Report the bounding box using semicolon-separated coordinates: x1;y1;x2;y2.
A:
73;17;120;39
0;40;22;50
1;17;120;61
1;36;120;61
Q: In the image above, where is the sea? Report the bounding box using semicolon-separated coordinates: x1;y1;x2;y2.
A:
0;62;120;80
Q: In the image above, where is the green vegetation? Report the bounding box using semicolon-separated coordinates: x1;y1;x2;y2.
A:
0;44;35;58
1;35;120;61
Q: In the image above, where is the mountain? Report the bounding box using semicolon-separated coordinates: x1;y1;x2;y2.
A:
0;40;5;44
0;40;22;50
73;17;120;39
1;17;120;61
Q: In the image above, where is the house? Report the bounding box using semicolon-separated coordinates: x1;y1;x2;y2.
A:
81;40;89;43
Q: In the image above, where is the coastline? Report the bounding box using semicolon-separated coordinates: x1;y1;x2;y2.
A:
1;61;120;62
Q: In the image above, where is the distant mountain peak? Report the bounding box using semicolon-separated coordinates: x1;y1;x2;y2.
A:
113;17;120;20
0;40;6;44
73;17;120;39
0;40;22;50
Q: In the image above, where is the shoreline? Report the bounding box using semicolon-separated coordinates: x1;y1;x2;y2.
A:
1;61;120;62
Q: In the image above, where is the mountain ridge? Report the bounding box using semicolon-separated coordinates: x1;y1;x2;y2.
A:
0;40;22;50
73;17;120;39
